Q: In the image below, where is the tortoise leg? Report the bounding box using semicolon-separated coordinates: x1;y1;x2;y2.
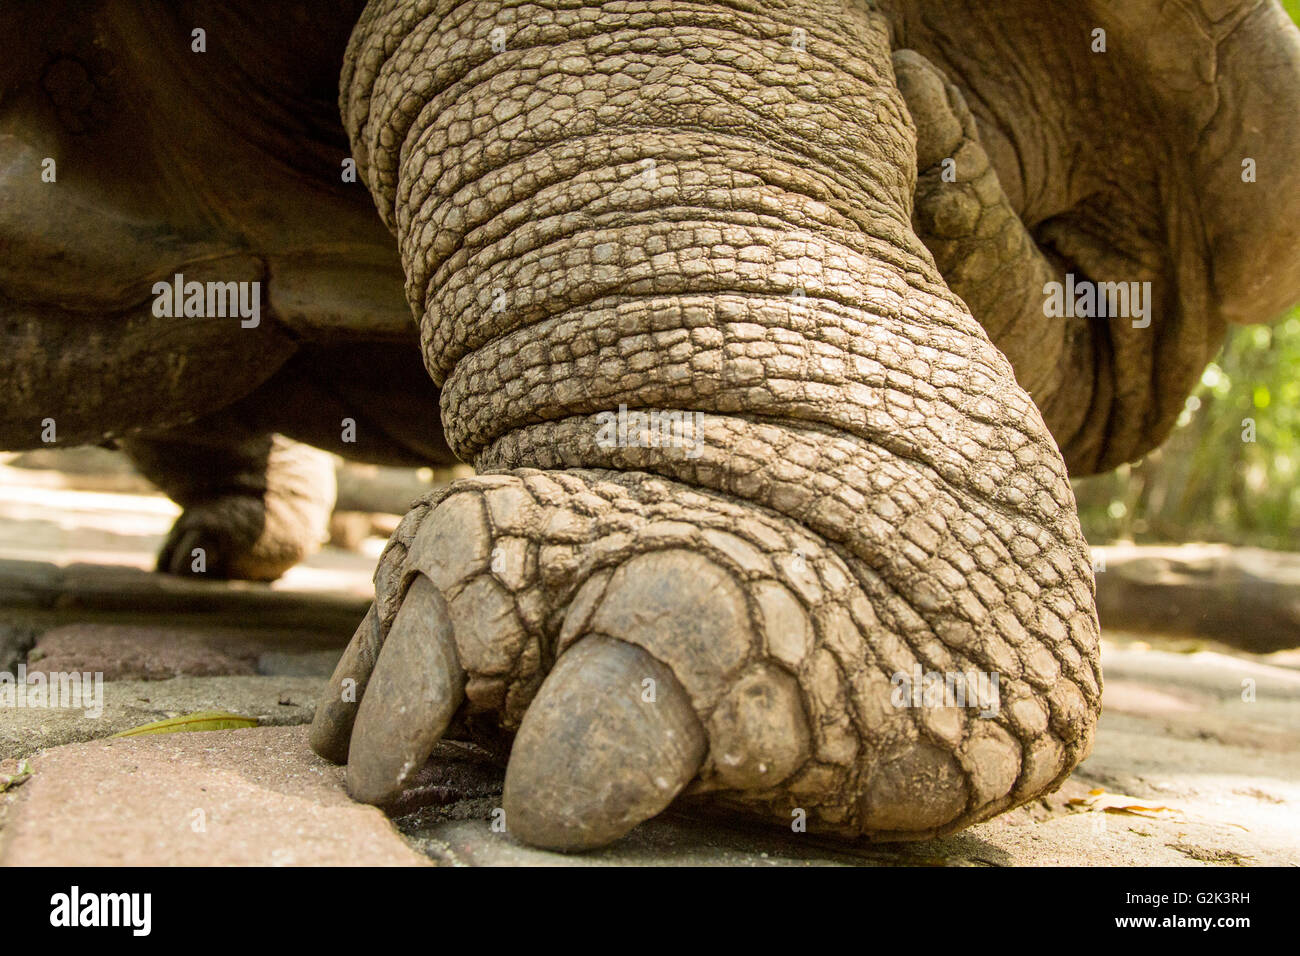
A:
121;413;335;582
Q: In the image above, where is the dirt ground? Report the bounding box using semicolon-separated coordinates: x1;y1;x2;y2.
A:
1;459;1297;866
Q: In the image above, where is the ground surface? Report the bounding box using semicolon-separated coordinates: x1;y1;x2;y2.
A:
1;462;1297;866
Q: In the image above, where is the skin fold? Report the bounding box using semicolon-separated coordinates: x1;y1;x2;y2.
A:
3;0;1299;848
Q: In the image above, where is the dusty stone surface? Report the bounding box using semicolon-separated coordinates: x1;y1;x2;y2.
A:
0;675;326;761
0;645;1296;866
1;480;1297;864
0;726;429;866
26;623;345;681
256;650;345;678
403;814;880;866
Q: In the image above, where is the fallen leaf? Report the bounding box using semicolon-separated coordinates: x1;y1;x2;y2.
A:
111;710;259;737
1068;788;1178;818
0;758;33;791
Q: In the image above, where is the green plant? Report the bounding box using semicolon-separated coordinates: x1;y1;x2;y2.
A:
1073;309;1300;550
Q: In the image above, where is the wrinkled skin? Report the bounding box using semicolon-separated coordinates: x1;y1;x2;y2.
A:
3;0;1299;848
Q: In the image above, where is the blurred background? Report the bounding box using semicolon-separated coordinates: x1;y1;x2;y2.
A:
1072;307;1300;552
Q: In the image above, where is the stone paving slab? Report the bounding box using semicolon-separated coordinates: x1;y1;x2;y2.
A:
0;609;1296;864
0;726;429;866
0;648;1296;866
395;791;1283;867
1;477;1298;865
0;675;326;761
402;814;880;866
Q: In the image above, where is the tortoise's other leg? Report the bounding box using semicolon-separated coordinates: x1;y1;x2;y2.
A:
121;412;336;582
892;46;1231;475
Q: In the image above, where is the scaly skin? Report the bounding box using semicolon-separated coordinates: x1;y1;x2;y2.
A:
312;0;1102;849
4;0;1297;847
893;49;1103;471
883;0;1300;472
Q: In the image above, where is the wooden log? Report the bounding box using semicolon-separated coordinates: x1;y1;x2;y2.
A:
1093;544;1300;652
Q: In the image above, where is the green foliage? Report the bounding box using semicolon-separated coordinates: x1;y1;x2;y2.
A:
1073;309;1300;550
1286;0;1300;25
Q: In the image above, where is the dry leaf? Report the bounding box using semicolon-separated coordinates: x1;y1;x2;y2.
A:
1068;788;1250;832
1068;788;1178;818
